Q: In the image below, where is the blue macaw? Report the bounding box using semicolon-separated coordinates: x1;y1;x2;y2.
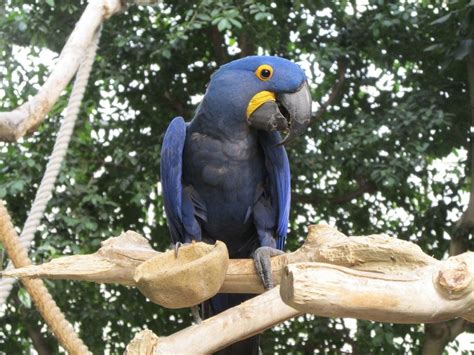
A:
160;55;311;354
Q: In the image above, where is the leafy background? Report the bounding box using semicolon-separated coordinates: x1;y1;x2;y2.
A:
1;0;474;353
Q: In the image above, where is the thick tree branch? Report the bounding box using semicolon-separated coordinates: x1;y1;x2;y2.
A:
311;57;347;123
0;0;124;142
293;179;377;205
281;256;474;323
15;294;55;355
4;223;474;352
25;321;54;355
3;224;437;297
125;287;301;354
131;251;474;353
208;26;230;65
238;31;256;57
422;319;470;355
163;90;188;118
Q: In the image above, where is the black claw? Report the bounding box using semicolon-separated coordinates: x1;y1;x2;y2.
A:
261;253;273;289
174;241;183;258
252;246;285;290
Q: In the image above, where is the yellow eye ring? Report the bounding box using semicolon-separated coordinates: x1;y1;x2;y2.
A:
255;64;273;81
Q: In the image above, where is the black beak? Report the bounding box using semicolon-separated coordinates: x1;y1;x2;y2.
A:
247;81;312;145
277;81;312;144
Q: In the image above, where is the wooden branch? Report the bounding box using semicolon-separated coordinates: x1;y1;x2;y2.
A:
0;0;123;142
1;231;158;285
123;249;474;354
125;329;159;355
2;225;435;290
126;287;301;354
280;254;474;323
4;223;474;352
423;319;470;355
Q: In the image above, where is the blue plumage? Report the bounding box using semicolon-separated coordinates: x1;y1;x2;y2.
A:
258;131;291;250
160;116;186;244
160;55;311;354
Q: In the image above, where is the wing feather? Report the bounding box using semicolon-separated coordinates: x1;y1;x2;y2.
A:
160;117;187;243
258;131;291;250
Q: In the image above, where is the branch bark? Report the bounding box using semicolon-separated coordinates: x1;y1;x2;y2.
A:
126;287;301;354
0;0;123;142
25;321;54;355
280;256;474;323
2;224;437;297
123;249;474;353
3;223;474;352
422;319;469;355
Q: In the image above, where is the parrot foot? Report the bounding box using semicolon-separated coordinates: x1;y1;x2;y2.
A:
252;246;284;290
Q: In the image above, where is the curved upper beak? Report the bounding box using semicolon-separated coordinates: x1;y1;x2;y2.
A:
247;81;312;145
277;81;312;144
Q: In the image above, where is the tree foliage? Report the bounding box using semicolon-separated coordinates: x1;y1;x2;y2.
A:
1;0;474;353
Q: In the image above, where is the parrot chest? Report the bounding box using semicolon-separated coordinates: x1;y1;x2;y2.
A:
184;132;264;191
183;131;265;244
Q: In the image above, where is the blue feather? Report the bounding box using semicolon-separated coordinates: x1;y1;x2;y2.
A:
258;131;291;250
160;116;187;243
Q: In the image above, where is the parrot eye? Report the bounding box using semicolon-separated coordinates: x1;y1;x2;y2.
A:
256;64;273;81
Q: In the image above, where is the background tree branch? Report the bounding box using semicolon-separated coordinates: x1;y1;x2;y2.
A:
0;0;123;142
311;57;347;123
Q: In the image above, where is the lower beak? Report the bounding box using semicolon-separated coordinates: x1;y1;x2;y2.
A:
247;81;312;144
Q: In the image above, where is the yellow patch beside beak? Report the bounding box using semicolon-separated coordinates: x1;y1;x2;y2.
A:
246;91;276;119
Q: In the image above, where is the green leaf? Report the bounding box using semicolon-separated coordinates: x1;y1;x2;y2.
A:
0;186;6;199
453;40;473;60
197;13;211;21
424;43;443;52
63;216;79;227
430;12;452;26
211;17;222;25
9;180;24;194
46;0;55;7
162;48;171;59
217;18;230;32
255;12;269;21
229;18;242;29
18;288;31;308
84;220;98;231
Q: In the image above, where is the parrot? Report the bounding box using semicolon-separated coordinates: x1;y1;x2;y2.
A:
160;55;312;354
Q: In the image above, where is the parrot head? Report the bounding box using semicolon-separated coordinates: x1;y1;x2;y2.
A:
204;56;312;144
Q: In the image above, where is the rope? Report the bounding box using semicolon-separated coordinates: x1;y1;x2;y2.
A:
0;202;91;354
0;25;102;354
0;27;102;307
